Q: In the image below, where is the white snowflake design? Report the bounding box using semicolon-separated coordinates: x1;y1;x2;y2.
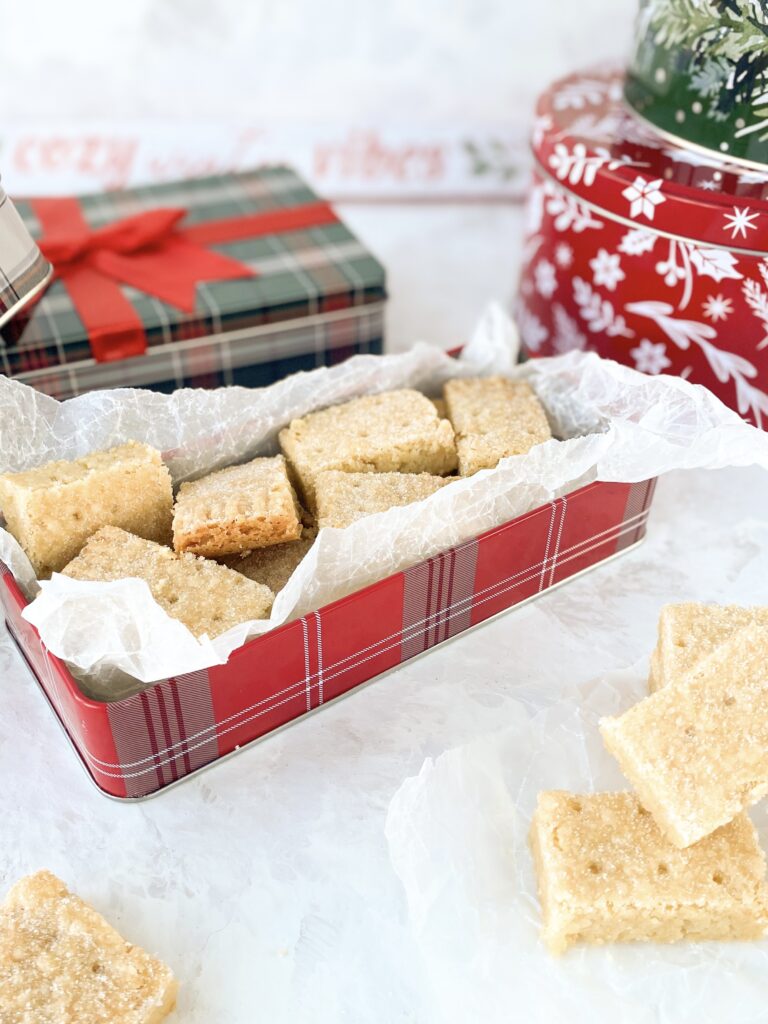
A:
723;206;760;240
699;178;720;192
555;242;574;268
589;248;625;291
621;176;665;221
630;339;672;375
702;293;734;323
534;259;558;299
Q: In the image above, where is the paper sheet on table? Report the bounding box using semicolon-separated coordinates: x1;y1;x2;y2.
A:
2;303;768;695
385;669;768;1024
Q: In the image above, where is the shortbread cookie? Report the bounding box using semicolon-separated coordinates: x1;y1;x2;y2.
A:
173;455;301;558
650;602;768;692
63;526;273;638
315;470;450;529
279;389;457;510
0;870;178;1023
443;376;551;476
225;525;317;595
601;624;768;848
430;397;447;419
0;441;173;578
530;791;768;955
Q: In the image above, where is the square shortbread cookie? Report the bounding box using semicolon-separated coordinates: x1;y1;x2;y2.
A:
172;455;301;558
224;525;317;595
278;389;457;510
0;871;178;1024
649;602;768;692
601;624;768;848
315;470;451;529
443;376;552;476
0;442;173;578
530;791;768;955
62;526;273;639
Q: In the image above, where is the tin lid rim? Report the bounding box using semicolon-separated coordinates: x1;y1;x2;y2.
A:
531;162;768;257
533;67;768;253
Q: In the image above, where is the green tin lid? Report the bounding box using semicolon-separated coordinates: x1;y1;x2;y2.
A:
626;0;768;168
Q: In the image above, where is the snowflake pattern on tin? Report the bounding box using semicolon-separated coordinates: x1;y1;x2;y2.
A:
723;207;760;240
702;293;734;322
621;177;666;221
630;339;672;375
589;248;625;291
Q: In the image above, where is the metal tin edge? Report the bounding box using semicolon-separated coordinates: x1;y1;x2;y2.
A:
0;262;53;330
6;536;647;803
530;162;768;258
5;299;388;383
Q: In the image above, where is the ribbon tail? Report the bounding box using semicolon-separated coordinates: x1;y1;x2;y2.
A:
60;263;149;363
93;238;255;312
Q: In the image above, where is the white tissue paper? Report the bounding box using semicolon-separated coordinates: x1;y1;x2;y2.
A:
385;669;768;1024
2;303;768;695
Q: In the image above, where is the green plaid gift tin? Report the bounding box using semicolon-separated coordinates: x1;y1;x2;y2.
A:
0;167;386;398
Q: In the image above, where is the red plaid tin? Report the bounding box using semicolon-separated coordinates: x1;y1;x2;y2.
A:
0;179;51;328
1;476;656;799
518;68;768;427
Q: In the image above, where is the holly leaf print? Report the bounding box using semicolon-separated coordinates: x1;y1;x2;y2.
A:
688;247;743;282
618;229;657;256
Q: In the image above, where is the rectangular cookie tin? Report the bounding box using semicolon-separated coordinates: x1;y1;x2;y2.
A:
0;476;656;800
0;167;385;398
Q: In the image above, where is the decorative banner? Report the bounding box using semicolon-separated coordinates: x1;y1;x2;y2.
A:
0;121;530;202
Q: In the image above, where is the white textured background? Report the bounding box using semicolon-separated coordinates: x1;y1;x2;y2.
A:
0;0;637;349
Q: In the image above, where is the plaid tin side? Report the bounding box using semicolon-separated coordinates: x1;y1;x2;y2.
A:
0;477;655;799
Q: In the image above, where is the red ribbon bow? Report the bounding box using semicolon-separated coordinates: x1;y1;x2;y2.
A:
32;196;339;363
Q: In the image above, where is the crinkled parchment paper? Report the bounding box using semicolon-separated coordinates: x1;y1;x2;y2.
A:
385;668;768;1024
2;304;768;694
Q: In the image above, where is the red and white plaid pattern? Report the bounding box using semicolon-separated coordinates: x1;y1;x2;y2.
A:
402;540;479;660
0;477;655;799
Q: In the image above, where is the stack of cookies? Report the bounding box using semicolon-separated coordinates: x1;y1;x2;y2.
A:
0;378;553;657
531;602;768;955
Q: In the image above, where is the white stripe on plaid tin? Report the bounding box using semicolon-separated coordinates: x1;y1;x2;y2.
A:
301;616;312;712
401;540;479;660
106;669;218;798
616;480;656;552
542;496;568;591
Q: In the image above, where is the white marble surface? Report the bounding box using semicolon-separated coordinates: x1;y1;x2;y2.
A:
1;463;767;1022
